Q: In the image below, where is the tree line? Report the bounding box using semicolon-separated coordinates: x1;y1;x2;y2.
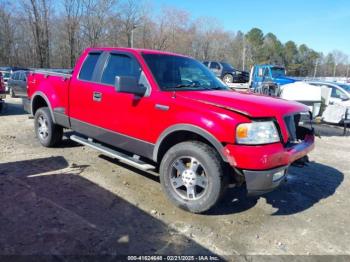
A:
0;0;349;77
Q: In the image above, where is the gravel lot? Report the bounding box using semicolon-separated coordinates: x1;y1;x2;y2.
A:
0;97;349;258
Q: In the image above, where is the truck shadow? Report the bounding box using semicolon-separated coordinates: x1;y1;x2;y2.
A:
99;155;343;217
0;100;28;116
209;162;344;216
0;157;215;256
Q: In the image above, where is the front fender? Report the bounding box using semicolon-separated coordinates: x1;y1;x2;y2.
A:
153;124;229;162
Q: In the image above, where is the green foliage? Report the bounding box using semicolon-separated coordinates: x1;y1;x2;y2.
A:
242;28;333;76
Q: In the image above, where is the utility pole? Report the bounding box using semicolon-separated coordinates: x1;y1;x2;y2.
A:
346;64;349;79
131;25;138;48
313;59;318;79
242;36;246;71
333;63;337;77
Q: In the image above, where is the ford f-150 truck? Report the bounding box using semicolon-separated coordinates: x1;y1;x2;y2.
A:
24;48;315;213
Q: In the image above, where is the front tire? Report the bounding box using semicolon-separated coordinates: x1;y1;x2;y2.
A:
160;141;228;213
34;107;63;147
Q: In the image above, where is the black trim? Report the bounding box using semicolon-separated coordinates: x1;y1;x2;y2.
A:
243;165;288;196
70;118;154;160
53;112;71;128
153;124;228;162
31;92;56;122
22;98;31;114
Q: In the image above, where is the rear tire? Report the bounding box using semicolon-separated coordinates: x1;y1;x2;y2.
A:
34;107;63;147
223;74;234;83
159;141;228;213
10;87;16;98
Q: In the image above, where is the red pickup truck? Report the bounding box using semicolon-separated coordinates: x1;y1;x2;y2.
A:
24;47;315;213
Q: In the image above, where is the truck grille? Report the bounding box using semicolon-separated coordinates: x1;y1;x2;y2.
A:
284;112;313;144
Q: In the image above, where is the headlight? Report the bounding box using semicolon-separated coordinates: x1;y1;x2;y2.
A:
236;121;280;145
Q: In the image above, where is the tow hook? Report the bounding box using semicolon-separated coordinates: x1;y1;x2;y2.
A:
292;155;310;168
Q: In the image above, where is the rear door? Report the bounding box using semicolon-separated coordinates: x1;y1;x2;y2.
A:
69;51;104;125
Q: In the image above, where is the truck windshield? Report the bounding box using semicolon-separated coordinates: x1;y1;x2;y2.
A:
338;84;350;94
142;54;229;91
271;67;286;78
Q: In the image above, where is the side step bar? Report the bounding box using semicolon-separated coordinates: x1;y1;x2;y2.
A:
70;135;155;171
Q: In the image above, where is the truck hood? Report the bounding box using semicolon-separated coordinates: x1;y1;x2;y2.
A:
274;77;296;85
176;90;309;118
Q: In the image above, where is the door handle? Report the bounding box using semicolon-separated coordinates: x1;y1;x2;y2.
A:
155;104;170;111
93;92;102;102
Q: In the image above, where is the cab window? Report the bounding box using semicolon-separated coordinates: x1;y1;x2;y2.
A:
101;54;141;86
79;53;101;81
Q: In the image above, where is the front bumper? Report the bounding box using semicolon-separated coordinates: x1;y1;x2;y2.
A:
243;166;288;195
223;134;314;195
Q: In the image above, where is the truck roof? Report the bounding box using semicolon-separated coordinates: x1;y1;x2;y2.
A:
85;47;189;58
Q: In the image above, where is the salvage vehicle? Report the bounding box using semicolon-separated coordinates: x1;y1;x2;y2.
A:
8;70;30;98
203;61;249;83
249;64;295;95
249;65;323;118
308;81;350;124
24;48;315;213
279;81;322;118
0;72;6;111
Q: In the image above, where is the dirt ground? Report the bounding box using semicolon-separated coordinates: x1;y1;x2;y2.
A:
0;97;350;259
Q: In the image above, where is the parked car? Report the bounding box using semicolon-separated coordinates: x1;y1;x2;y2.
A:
203;61;249;83
249;64;296;96
0;70;12;92
8;70;30;98
308;81;350;124
25;48;315;213
0;72;6;111
0;66;29;93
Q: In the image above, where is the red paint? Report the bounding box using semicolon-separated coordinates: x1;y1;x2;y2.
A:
27;47;315;170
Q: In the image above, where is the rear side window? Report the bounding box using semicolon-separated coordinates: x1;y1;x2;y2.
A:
20;72;26;81
79;53;100;81
12;72;18;80
210;62;220;70
101;54;141;85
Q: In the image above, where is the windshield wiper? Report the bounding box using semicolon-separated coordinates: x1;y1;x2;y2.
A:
208;86;226;90
165;83;202;89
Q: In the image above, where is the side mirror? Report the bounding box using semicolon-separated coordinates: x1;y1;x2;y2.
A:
114;76;147;97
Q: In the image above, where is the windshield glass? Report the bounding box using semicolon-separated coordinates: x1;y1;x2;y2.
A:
142;54;229;91
338;84;350;93
271;67;286;78
3;72;10;78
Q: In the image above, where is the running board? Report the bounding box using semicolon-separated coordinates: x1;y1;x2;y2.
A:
70;135;155;171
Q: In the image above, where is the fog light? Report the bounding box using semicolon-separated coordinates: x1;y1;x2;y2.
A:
272;170;285;182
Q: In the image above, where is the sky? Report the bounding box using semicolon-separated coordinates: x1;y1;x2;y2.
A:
154;0;350;55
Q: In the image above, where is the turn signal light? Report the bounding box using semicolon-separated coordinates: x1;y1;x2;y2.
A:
236;124;248;139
